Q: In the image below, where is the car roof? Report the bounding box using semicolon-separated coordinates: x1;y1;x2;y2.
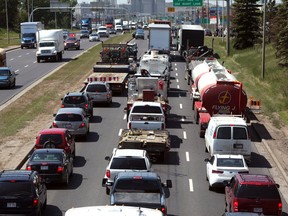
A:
33;148;65;154
113;148;147;157
117;171;158;179
214;154;244;160
0;170;35;181
236;174;276;185
38;128;67;135
56;107;85;115
132;101;162;107
210;116;247;126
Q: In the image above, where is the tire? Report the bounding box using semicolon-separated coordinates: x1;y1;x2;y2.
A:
37;57;40;63
43;198;47;210
72;148;76;158
63;171;69;185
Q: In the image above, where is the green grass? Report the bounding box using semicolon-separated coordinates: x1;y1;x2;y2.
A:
0;33;132;138
0;28;20;48
205;36;288;127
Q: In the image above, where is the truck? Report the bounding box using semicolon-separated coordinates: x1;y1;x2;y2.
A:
105;16;114;29
80;18;92;34
36;29;64;63
178;25;204;56
20;22;44;49
189;58;248;137
118;129;171;162
0;48;6;67
114;18;123;26
108;172;172;215
148;24;171;55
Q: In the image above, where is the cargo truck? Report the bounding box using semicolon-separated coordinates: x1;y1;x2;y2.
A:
20;22;44;49
80;18;92;34
178;25;204;56
36;29;64;63
148;24;171;55
190;58;248;137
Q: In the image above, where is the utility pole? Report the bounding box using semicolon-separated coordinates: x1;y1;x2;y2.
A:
226;0;230;56
5;0;9;44
261;0;266;79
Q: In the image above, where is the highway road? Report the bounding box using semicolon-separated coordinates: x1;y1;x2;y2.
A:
3;31;287;215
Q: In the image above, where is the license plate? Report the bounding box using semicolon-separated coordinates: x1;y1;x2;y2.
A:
7;202;16;208
65;123;72;128
41;166;48;170
254;208;263;213
233;143;243;149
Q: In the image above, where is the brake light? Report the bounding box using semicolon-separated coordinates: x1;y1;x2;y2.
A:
213;130;217;139
57;166;64;173
278;202;282;211
212;170;223;174
33;198;39;207
79;123;86;128
26;165;32;170
161;206;166;214
85;103;89;108
52;122;58;128
61;104;65;108
233;199;238;212
106;170;110;178
106;93;111;98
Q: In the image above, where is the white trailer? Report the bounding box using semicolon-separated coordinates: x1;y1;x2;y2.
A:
20;22;44;49
148;24;171;55
36;29;64;63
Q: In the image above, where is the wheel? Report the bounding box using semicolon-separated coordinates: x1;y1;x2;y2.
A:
63;171;69;185
42;198;47;210
37;57;40;63
191;97;195;110
43;141;56;148
21;46;23;49
72;148;76;158
12;79;16;87
77;46;80;50
159;152;165;162
208;184;213;191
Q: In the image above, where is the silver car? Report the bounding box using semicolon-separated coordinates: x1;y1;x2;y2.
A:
89;33;100;42
84;81;112;106
52;108;89;139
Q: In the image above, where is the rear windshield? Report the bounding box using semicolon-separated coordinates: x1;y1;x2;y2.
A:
55;114;83;122
86;84;107;93
132;106;162;114
110;158;147;170
31;152;63;162
39;134;63;145
216;158;244;167
217;127;231;139
0;182;33;196
236;185;280;199
233;127;248;139
115;179;160;192
63;96;86;104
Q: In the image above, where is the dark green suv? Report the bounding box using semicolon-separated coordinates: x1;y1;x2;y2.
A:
61;92;93;117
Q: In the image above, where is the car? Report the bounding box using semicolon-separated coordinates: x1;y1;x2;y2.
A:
115;25;123;32
63;29;69;40
108;28;117;35
80;30;90;39
224;173;282;215
205;154;249;190
204;28;212;36
222;213;264;216
0;67;16;89
83;81;112;106
52;107;90;139
89;33;100;42
26;149;73;185
61;91;93;118
97;26;109;38
0;170;47;215
34;128;76;157
64;37;80;50
102;148;152;191
135;28;145;39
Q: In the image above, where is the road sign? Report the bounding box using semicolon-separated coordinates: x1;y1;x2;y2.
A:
167;7;175;13
173;0;203;7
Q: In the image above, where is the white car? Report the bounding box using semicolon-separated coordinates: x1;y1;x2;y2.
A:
97;26;109;38
205;154;249;190
115;24;123;32
89;33;100;42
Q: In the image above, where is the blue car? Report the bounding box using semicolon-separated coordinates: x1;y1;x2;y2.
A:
0;67;16;89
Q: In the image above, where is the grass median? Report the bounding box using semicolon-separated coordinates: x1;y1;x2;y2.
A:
0;33;132;138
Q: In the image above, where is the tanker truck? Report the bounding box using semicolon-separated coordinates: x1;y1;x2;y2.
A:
190;58;248;137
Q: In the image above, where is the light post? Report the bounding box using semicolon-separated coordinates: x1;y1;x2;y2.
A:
226;0;230;56
261;0;266;79
5;0;9;44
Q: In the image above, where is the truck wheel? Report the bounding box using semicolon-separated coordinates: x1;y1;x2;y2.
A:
37;57;40;63
21;46;23;49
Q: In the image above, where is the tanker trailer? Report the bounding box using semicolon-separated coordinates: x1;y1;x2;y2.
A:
191;59;247;137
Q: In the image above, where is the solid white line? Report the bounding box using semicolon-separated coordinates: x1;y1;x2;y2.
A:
186;152;190;161
24;65;29;68
175;73;178;76
180;104;182;109
123;114;127;120
118;129;123;136
183;131;187;139
177;85;180;89
189;179;194;192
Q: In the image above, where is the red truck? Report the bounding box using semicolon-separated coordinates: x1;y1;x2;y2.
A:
189;58;248;137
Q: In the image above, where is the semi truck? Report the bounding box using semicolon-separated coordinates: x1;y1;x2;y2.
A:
36;29;64;63
20;22;44;49
178;25;204;56
148;24;171;55
189;58;248;137
80;18;92;34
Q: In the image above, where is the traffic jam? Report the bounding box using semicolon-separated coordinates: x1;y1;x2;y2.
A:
0;21;286;216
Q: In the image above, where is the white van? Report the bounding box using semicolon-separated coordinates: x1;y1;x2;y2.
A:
65;205;164;216
204;116;251;163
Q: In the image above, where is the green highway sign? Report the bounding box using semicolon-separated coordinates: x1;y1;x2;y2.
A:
173;0;203;7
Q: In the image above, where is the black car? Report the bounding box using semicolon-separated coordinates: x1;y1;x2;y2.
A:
61;91;93;117
64;37;80;50
0;170;47;216
109;28;117;35
26;149;73;185
135;29;145;39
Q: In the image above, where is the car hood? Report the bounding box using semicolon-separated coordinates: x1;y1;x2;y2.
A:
0;76;9;80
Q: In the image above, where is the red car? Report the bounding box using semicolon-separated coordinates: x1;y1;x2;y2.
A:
224;173;282;215
34;128;76;157
64;37;80;50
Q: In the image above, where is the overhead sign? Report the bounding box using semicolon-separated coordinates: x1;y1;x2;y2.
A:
173;0;203;7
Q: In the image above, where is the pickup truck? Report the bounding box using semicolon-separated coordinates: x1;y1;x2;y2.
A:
108;172;172;215
118;129;170;162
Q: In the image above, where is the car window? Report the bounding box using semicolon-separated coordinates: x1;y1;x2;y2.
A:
55;113;83;121
110;158;147;170
233;127;248;139
216;127;231;139
86;84;107;93
115;179;160;192
236;185;280;199
0;182;33;195
64;96;86;104
66;37;77;41
217;158;244;167
132;106;162;114
31;152;63;162
39;134;63;145
0;69;9;76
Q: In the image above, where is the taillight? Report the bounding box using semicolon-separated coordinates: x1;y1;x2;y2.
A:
85;103;89;108
33;198;39;207
233;199;238;212
212;170;223;174
213;130;217;139
278;202;282;211
52;122;58;128
106;170;110;178
26;165;32;170
57;166;64;173
160;206;166;214
61;104;64;108
106;93;111;98
79;123;86;128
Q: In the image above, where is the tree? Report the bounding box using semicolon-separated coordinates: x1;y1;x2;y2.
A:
265;0;278;43
231;0;262;49
0;0;20;30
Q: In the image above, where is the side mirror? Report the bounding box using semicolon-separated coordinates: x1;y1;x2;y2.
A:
61;98;63;101
105;156;110;161
276;184;280;188
204;158;210;163
53;113;56;117
165;179;172;188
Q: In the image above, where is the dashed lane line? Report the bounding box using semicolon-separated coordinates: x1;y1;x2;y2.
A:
183;131;187;139
189;179;194;192
180;104;182;109
118;129;122;136
186;152;190;162
123;114;127;120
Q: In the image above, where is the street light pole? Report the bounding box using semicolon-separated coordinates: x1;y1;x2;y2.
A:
261;0;266;79
5;0;9;44
226;0;230;56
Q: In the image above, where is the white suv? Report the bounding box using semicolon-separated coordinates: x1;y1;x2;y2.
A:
101;148;152;192
97;26;109;38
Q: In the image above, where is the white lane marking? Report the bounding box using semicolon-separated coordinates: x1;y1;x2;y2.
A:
18;55;22;57
175;73;178;76
180;104;182;109
15;69;19;73
183;131;187;139
33;61;37;64
186;152;190;162
174;63;177;66
10;58;14;61
175;68;178;71
178;93;181;98
118;129;123;136
26;53;29;55
177;85;180;89
181;117;185;122
176;79;179;83
24;65;29;68
189;179;194;192
123;114;127;120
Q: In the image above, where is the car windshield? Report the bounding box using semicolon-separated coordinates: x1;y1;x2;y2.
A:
39;42;55;47
132;106;162;114
114;179;160;192
0;69;9;76
23;33;35;38
31;152;63;162
66;37;77;41
39;134;63;145
81;30;89;34
99;27;106;31
110;158;147;170
136;29;144;34
236;185;280;199
216;158;244;167
0;182;33;196
55;113;83;122
63;96;86;104
86;84;107;93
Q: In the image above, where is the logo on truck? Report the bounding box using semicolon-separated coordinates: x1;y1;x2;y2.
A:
218;91;231;104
